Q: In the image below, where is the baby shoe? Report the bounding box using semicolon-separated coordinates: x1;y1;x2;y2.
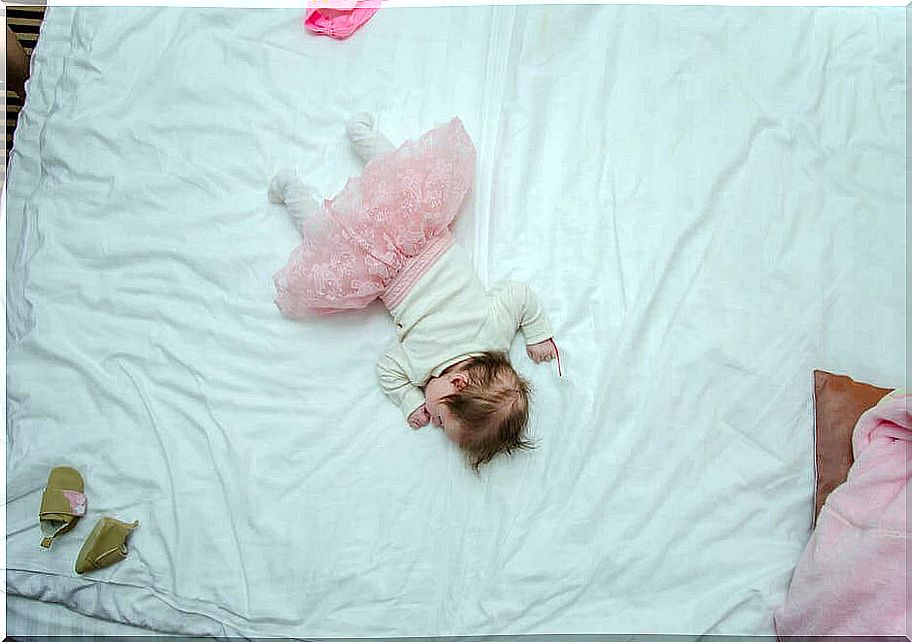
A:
39;466;87;549
75;517;139;574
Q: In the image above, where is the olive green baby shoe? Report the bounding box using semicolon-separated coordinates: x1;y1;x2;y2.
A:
39;466;87;549
75;516;139;574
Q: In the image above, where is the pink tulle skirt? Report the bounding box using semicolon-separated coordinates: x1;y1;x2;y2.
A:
274;117;476;318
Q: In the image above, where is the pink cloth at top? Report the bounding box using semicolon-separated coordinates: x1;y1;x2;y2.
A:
774;391;910;637
304;0;381;40
273;117;476;318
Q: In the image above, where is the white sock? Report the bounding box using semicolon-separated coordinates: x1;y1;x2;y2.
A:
268;169;320;233
346;112;396;163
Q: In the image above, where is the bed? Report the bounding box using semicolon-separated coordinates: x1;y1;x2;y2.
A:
5;4;905;637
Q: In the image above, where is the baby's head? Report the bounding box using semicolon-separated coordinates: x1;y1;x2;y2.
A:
424;351;535;471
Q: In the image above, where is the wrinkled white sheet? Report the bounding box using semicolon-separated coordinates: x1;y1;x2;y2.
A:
5;5;905;637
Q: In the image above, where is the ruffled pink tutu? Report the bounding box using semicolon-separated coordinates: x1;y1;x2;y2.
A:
274;117;476;318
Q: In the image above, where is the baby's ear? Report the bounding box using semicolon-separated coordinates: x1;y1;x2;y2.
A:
452;373;469;391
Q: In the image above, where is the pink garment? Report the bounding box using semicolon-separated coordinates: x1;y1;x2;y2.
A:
774;392;910;637
303;0;381;40
60;490;87;516
273;117;476;318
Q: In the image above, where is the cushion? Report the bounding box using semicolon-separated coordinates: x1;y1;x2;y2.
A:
813;370;892;522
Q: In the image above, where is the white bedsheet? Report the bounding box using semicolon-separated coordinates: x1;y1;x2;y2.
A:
5;5;905;637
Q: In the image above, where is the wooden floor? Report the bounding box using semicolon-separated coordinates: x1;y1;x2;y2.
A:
6;5;46;160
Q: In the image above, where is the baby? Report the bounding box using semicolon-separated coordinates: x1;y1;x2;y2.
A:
269;113;559;470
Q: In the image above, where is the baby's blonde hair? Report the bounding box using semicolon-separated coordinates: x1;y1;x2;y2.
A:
441;352;535;472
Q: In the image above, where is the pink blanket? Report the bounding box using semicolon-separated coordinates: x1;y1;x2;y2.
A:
775;391;910;637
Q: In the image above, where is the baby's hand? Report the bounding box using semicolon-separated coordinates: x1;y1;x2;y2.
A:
407;405;431;430
527;338;558;364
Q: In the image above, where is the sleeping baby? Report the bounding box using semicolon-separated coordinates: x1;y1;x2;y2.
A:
269;113;559;471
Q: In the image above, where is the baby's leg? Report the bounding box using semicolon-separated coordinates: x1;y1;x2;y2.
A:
346;112;396;164
268;169;320;234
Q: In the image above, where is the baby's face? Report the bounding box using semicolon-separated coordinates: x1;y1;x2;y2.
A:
424;374;464;445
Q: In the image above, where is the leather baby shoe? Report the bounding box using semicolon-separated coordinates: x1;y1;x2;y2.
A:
75;516;139;574
39;466;87;549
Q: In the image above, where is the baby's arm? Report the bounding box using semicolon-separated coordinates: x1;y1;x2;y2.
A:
376;343;429;428
496;281;560;365
496;281;553;343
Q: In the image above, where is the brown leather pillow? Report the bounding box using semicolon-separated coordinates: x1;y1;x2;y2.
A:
813;370;892;522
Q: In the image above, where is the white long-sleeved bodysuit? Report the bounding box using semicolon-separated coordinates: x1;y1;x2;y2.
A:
376;242;553;420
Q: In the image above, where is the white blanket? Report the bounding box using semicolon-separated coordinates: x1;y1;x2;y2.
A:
5;6;905;636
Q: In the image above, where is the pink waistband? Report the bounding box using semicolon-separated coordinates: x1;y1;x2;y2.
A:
381;231;454;310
